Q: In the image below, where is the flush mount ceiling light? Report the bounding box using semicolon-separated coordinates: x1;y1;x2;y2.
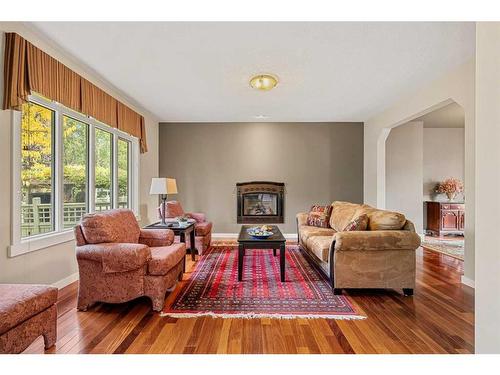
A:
249;74;278;91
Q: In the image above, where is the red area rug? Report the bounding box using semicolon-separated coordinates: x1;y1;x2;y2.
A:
162;245;365;320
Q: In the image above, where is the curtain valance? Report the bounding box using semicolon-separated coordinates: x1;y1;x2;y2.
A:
2;32;148;153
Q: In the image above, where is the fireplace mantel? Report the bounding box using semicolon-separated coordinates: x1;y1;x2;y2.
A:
236;181;285;224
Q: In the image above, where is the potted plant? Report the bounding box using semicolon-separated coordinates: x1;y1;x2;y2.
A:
435;178;464;201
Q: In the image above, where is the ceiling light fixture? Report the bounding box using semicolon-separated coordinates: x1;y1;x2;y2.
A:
249;74;278;91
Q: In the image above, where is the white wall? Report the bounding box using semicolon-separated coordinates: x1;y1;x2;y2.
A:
423;128;465;201
364;60;475;283
385;122;423;234
475;22;500;354
0;23;159;286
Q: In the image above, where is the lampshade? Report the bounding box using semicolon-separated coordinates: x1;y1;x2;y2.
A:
149;178;178;195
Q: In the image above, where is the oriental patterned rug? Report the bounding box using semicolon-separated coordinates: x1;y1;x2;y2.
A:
162;245;365;320
422;237;464;260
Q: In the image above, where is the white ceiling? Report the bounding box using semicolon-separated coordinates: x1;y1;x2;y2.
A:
416;102;465;128
31;22;475;123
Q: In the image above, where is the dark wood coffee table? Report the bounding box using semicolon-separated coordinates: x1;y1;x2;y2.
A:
237;225;287;282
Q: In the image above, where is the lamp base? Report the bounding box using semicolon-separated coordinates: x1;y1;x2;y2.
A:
161;195;168;225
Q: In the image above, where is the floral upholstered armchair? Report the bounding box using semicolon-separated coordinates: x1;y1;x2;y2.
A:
74;209;186;311
158;201;213;255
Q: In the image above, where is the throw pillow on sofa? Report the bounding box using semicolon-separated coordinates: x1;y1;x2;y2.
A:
343;214;369;231
306;205;333;228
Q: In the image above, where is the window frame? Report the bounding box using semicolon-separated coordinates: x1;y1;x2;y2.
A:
10;94;140;257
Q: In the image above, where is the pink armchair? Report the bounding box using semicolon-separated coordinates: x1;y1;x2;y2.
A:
74;209;186;312
158;201;213;255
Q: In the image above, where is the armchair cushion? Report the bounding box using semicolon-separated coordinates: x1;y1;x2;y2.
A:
333;230;421;252
139;229;174;247
188;212;206;223
158;201;185;219
80;209;140;244
195;221;212;236
148;243;186;276
76;243;151;273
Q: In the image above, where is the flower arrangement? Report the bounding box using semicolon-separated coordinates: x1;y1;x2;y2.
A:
435;178;464;201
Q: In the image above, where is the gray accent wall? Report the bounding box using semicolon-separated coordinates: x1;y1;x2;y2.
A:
159;122;363;233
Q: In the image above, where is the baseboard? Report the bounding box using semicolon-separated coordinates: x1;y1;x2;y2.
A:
461;275;475;288
213;233;297;240
212;233;238;239
52;272;79;289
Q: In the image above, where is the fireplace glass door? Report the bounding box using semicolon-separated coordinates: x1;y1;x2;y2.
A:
242;193;278;216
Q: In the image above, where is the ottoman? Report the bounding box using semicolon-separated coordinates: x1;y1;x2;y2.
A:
0;284;58;354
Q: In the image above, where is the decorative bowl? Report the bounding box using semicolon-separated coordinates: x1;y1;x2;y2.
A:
247;226;273;239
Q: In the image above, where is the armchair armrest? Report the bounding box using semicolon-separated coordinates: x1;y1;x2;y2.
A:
187;212;206;223
139;229;174;247
76;243;151;273
296;212;309;227
333;230;421;252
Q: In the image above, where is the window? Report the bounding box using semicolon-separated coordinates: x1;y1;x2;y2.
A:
20;102;55;238
63;116;89;228
118;138;130;208
12;95;139;256
95;128;113;211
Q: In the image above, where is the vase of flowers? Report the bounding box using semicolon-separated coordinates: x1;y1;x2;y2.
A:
435;178;464;201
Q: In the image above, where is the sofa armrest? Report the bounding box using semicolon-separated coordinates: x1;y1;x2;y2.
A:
333;230;421;252
187;212;206;223
296;212;309;227
139;229;174;247
76;243;151;273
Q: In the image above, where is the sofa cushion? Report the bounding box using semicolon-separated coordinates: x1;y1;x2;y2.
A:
299;226;336;243
0;284;58;335
330;201;407;232
195;221;212;236
306;205;333;228
329;201;364;232
364;209;406;231
80;209;140;244
148;243;186;276
306;236;333;262
343;214;369;231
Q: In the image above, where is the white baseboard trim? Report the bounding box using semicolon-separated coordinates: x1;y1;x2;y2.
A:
212;233;298;240
461;276;475;288
52;272;79;289
212;233;238;239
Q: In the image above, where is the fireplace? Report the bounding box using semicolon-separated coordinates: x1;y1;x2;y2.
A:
236;181;284;224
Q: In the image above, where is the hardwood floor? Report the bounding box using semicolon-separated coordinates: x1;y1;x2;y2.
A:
23;245;474;354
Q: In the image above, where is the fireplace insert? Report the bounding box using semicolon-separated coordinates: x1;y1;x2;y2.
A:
236;181;284;224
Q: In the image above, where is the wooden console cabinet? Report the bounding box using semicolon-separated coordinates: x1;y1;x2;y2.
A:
425;201;465;236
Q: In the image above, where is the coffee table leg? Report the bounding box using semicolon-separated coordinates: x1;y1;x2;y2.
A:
280;243;286;282
238;244;244;281
273;249;276;256
189;228;197;261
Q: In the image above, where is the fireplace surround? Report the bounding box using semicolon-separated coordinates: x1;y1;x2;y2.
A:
236;181;285;224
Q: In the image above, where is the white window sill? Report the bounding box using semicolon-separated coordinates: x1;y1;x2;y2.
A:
9;230;75;258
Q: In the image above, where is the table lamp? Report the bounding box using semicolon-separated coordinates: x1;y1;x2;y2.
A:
150;177;178;225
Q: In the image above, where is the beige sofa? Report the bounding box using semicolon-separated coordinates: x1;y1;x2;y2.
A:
297;201;421;295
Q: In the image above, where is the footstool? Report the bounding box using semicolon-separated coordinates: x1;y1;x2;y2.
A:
0;284;58;354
